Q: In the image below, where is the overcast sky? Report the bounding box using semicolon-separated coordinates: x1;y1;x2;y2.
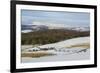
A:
21;9;90;27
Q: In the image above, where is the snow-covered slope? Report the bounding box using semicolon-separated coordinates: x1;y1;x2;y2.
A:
38;36;90;49
32;21;89;31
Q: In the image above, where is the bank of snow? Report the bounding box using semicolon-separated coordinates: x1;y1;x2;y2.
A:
38;36;90;49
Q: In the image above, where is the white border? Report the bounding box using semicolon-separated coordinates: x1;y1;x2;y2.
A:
16;4;94;69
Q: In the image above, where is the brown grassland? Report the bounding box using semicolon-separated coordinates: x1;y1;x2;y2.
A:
21;52;55;58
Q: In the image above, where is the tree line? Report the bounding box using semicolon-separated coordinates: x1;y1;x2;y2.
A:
21;29;90;45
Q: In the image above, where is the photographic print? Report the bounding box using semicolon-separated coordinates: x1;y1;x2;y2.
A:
21;10;90;63
11;1;97;72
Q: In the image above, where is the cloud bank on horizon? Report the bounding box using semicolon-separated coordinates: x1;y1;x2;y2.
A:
21;9;90;27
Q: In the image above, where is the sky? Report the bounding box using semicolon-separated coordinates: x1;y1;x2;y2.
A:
21;9;90;27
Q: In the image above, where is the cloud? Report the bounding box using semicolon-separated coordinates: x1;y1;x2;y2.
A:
21;10;90;27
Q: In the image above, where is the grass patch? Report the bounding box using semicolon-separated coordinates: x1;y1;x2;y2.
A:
21;52;55;58
66;43;90;48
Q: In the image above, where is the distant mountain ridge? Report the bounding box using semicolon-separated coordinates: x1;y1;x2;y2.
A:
21;24;90;33
21;24;48;33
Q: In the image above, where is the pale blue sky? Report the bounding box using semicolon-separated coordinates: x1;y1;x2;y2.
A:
21;9;90;27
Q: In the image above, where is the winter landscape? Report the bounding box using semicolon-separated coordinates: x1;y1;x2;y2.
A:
21;10;90;63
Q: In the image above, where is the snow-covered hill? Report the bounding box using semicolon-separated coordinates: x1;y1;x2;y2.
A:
38;36;90;49
23;37;90;55
32;21;90;31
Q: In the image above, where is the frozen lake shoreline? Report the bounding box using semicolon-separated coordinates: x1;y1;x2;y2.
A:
22;49;90;63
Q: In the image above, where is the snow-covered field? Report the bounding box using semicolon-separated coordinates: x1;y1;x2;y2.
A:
21;36;90;63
